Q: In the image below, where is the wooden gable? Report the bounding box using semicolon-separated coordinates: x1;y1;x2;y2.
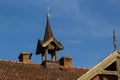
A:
43;37;64;50
77;50;120;80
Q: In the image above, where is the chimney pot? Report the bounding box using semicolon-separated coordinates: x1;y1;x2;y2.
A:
18;52;32;64
59;57;72;68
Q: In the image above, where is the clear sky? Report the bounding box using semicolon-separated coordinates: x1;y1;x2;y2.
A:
0;0;120;68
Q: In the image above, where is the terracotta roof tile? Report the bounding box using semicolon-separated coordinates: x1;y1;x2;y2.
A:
0;60;89;80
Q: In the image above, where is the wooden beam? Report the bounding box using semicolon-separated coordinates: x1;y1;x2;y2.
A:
51;54;55;61
99;70;117;75
41;54;45;62
45;49;48;61
55;50;58;61
116;56;120;80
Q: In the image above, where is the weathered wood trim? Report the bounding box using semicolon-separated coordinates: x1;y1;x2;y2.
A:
43;37;63;49
99;70;117;75
43;37;53;47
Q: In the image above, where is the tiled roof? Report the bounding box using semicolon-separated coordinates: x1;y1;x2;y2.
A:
0;60;89;80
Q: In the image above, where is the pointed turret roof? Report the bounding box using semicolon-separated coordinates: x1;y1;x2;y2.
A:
44;13;54;41
36;11;64;55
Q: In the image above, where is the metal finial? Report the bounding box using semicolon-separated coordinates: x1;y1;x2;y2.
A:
46;6;50;18
113;29;117;51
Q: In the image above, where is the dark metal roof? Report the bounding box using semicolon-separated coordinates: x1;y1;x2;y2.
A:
44;16;53;41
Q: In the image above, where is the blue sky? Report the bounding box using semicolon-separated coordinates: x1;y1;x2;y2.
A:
0;0;120;68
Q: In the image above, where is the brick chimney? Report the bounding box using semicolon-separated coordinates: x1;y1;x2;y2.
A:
59;57;72;68
18;52;32;64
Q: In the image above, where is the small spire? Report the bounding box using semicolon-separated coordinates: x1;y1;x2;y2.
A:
44;6;54;41
113;29;117;51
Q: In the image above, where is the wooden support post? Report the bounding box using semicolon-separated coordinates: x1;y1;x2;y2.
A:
116;56;120;80
45;49;48;61
55;50;58;61
42;54;45;62
51;54;55;61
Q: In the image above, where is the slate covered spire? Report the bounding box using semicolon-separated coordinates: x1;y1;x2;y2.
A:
44;13;54;41
113;29;117;51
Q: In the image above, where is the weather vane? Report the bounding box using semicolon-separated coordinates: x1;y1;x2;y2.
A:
46;6;50;18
